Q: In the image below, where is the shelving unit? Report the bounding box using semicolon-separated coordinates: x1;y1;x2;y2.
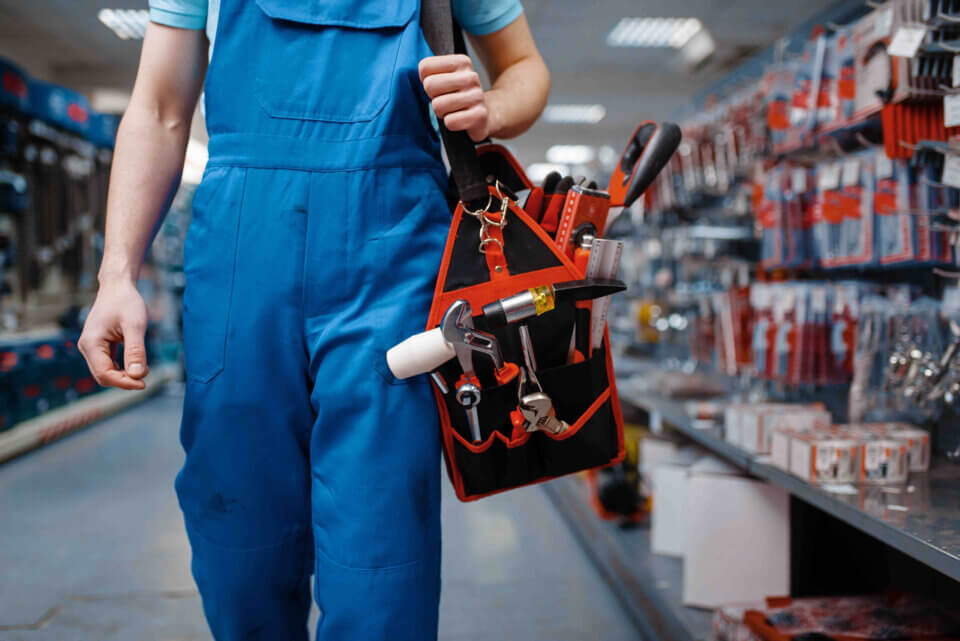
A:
0;366;176;463
546;354;960;640
614;357;960;584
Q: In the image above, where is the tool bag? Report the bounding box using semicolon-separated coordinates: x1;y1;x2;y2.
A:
420;0;625;501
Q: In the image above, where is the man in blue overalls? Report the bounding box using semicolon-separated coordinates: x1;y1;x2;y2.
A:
77;1;549;639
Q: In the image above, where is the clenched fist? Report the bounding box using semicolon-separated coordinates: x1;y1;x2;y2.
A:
419;54;493;142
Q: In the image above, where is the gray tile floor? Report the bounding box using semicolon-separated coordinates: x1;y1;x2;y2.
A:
0;387;638;640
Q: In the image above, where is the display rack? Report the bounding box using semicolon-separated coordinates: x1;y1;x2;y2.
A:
614;356;960;584
0;366;175;463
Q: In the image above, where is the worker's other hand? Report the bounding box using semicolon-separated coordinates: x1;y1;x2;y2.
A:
79;279;149;390
419;54;492;142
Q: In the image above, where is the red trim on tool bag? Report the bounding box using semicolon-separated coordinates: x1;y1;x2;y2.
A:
428;149;626;503
427;189;585;328
481;214;510;281
432;266;575;326
449;387;612;453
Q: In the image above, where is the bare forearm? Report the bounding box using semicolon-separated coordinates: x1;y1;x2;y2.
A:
485;55;550;140
98;108;190;284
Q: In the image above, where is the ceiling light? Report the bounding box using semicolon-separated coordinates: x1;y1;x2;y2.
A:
545;145;595;165
680;28;716;67
542;104;606;124
607;17;704;49
98;9;150;40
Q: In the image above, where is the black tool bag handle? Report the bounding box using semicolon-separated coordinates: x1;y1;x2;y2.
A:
420;0;491;208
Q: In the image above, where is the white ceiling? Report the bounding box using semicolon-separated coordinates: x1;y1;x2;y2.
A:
0;0;841;164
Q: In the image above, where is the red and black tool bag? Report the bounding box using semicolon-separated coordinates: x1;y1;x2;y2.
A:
425;175;625;501
420;0;625;501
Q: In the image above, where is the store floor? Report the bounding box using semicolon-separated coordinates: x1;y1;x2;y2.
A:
0;387;638;641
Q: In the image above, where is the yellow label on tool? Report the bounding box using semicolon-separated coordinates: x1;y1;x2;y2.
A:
530;286;555;316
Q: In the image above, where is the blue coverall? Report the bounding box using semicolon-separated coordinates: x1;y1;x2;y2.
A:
162;0;521;638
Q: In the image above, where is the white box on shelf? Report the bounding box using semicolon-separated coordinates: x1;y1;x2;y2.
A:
770;429;795;470
788;433;860;485
651;463;691;558
682;473;790;608
652;455;740;559
889;425;930;472
740;406;831;455
860;438;909;485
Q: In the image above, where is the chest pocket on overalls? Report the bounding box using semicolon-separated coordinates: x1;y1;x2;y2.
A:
253;0;417;123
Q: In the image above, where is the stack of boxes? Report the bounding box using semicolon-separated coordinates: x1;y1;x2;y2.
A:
724;403;931;485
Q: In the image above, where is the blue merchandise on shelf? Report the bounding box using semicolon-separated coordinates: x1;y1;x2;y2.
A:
0;58;30;113
28;80;92;139
89;112;119;149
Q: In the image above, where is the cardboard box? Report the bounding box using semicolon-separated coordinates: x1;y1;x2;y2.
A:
789;433;860;485
860;438;909;485
770;428;795;470
724;403;796;449
683;472;790;608
651;464;690;557
740;406;831;454
650;455;735;558
889;425;930;472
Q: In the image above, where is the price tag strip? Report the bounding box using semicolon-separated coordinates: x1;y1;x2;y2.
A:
946;94;960;128
943;154;960;190
887;26;927;59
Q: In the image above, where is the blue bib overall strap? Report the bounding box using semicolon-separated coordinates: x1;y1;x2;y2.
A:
176;1;450;639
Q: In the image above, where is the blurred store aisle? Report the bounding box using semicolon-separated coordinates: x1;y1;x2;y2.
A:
0;389;637;641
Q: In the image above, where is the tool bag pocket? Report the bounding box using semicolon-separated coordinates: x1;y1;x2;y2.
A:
425;151;625;502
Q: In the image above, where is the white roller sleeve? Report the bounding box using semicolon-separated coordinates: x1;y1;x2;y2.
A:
386;327;457;379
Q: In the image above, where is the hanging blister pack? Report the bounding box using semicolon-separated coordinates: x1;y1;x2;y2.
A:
876;156;915;265
785;166;812;267
751;284;774;380
816;161;845;267
840;153;877;267
759;167;786;269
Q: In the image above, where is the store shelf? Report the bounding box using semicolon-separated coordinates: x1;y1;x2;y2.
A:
613;360;960;584
619;387;754;471
751;460;960;584
0;366;176;464
543;474;714;641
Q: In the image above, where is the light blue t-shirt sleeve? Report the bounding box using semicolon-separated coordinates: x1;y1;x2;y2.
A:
453;0;523;35
149;0;207;30
147;1;522;36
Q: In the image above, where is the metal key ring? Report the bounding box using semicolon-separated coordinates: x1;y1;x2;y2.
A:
479;236;504;254
461;194;494;218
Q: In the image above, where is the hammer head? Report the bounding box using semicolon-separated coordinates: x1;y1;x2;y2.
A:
441;300;474;342
440;299;505;374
